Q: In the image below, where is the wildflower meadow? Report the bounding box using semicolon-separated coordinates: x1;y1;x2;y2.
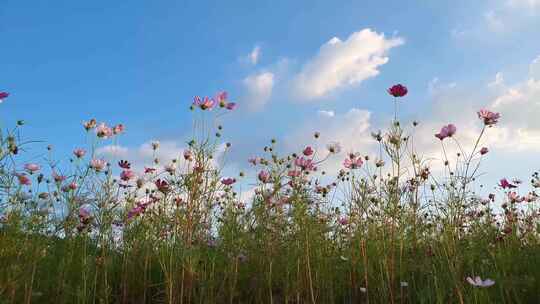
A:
0;84;539;304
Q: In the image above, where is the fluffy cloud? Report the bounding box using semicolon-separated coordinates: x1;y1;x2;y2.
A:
241;71;275;111
292;29;404;100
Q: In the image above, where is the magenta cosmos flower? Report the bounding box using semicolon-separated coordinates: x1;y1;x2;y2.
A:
0;92;9;103
343;156;363;169
477;109;500;126
303;146;314;156
193;96;216;110
387;84;408;97
499;178;517;189
294;157;316;171
480;147;489;155
435;124;457;141
24;163;41;173
221;177;236;186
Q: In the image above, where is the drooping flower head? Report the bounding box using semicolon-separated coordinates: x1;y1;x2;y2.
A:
477;109;500;126
435;124;457;141
326;142;342;154
113;124;125;135
387;84;408;98
480;147;489;155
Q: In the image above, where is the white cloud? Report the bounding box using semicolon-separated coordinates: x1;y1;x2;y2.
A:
488;72;505;88
317;110;335;118
242;71;275;111
484;11;505;32
530;55;540;79
292;29;404;100
248;45;261;65
507;0;540;9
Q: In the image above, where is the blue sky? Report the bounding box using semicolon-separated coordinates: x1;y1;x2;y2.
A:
1;0;540;192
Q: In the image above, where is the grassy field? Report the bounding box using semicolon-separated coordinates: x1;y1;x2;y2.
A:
0;88;539;303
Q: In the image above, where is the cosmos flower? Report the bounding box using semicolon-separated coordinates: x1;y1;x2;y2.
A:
343;156;363;169
0;92;10;103
83;119;97;131
24;163;41;173
466;276;495;287
96;123;113;138
221;177;236;186
499;178;517;189
52;172;66;183
258;170;270;183
118;160;131;169
155;179;170;193
16;173;31;186
387;84;408;97
183;150;193;161
294;157;316;171
303;146;314;156
73;148;86;158
120;170;135;181
477;109;500;126
113;124;125;135
90;159;107;172
480;147;489;155
435;124;457;141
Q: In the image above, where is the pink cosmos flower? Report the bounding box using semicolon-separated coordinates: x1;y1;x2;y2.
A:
144;167;156;174
183;150;193;161
83;119;97;131
477;109;500;126
96;123;113;138
435;124;457;141
303;146;314;156
16;173;31;186
155;179;170;193
343;156;363;169
73;148;86;158
294;157;316;171
120;170;135;181
338;217;349;225
288;170;302;178
193;96;216;110
387;84;408;97
79;207;91;219
113;124;125;135
225;102;237;110
480;147;489;155
216;91;228;103
258;170;270;183
0;92;9;103
221;177;236;186
52;172;66;183
90;158;107;171
326;142;341;154
24;163;41;173
507;191;523;203
248;157;260;166
68;182;78;190
466;276;495;288
499;178;517;189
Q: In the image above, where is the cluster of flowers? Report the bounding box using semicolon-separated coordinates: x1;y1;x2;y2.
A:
192;91;237;111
